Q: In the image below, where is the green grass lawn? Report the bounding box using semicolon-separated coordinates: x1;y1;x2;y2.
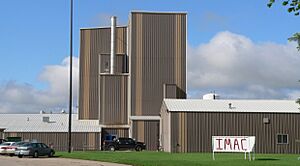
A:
57;151;300;166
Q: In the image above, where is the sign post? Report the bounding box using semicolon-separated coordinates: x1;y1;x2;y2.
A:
212;136;255;161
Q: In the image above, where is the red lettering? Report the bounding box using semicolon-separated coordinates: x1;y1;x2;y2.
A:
233;139;240;150
241;139;247;151
224;138;232;150
216;138;222;150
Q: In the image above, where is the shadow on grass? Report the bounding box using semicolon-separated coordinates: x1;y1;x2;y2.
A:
256;158;280;161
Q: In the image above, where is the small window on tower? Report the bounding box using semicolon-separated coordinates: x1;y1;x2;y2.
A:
104;62;109;72
277;134;288;144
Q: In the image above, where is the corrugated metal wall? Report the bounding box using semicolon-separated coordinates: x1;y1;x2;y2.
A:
101;128;129;138
169;112;300;153
164;84;187;99
164;84;177;99
5;132;100;151
132;120;160;151
79;27;127;120
99;75;128;125
130;12;187;116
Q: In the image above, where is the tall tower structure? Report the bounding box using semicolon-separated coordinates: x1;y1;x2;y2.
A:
78;11;187;150
128;11;187;150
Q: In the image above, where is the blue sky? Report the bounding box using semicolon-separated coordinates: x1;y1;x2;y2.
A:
0;0;300;113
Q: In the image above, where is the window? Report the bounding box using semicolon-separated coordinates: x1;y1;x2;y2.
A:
104;62;109;72
32;143;38;148
37;143;42;148
41;143;48;148
118;138;127;144
127;138;135;144
277;134;288;144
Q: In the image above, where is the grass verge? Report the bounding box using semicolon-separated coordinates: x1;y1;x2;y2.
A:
57;151;300;166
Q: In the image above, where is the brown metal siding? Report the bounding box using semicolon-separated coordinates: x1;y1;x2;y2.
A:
79;27;127;120
164;84;177;99
99;75;128;125
101;128;129;138
79;29;93;119
5;132;100;151
130;13;187;116
169;112;300;153
132;120;160;151
164;84;187;99
170;112;188;152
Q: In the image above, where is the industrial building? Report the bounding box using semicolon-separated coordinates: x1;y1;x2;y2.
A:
78;11;187;150
0;114;101;151
1;11;300;154
0;11;187;152
160;99;300;153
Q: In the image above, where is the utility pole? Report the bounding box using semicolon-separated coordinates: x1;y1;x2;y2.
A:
68;0;73;153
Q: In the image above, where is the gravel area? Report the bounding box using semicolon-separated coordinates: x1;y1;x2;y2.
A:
0;155;131;166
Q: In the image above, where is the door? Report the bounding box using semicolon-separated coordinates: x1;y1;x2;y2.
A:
118;138;135;150
41;143;51;155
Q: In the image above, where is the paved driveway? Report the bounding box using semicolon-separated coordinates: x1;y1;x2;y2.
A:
0;155;131;166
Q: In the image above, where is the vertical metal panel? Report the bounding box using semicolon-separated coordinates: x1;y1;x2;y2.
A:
160;103;171;152
79;27;127;120
164;84;177;99
101;128;129;138
170;112;188;152
170;112;179;152
79;30;91;119
5;132;100;151
130;12;187;116
168;111;300;153
132;120;160;151
99;75;128;125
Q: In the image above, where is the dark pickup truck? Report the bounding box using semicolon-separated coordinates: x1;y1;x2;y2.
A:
103;137;146;151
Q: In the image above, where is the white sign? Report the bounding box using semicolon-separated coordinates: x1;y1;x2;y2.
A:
212;136;255;160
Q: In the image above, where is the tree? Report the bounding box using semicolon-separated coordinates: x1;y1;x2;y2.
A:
297;80;300;106
296;98;300;105
267;0;300;16
267;1;300;105
267;0;300;51
288;32;300;51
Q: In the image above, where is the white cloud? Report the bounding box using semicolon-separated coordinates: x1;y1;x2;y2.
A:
188;31;300;99
0;57;79;113
1;31;300;113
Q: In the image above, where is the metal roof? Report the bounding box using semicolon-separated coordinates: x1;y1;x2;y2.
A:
130;116;161;121
131;10;187;14
80;25;127;30
163;99;300;113
0;114;101;132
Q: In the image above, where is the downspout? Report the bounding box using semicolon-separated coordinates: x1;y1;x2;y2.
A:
110;16;117;74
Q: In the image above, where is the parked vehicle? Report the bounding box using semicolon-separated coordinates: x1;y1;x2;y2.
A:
103;137;146;151
0;142;15;155
6;142;27;156
0;139;7;144
15;142;55;158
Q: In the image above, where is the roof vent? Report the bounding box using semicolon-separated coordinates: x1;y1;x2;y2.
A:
228;103;232;109
42;116;50;123
61;109;66;114
203;93;220;100
263;118;270;124
40;110;45;114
